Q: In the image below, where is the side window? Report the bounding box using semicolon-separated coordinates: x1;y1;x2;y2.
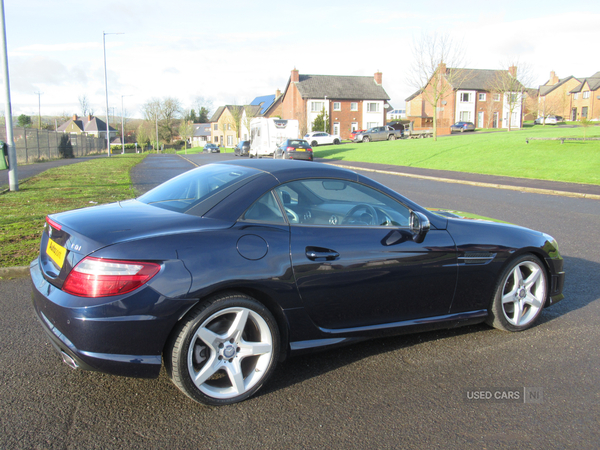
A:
274;180;410;227
241;191;286;224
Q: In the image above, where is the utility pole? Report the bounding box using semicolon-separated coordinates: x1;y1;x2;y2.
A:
1;0;17;191
34;91;43;129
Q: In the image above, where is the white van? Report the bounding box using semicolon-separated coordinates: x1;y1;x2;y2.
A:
249;118;299;158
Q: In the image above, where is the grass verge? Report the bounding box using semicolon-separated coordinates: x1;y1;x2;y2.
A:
0;154;146;268
314;125;600;185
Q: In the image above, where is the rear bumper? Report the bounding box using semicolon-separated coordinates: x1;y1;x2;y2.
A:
30;259;196;378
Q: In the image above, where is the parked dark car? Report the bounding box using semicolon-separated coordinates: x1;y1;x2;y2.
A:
203;143;220;153
450;122;476;132
273;139;313;161
31;160;565;406
234;141;250;157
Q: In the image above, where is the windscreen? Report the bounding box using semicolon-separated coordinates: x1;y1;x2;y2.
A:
138;164;259;213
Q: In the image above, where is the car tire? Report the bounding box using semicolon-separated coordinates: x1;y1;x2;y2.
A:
363;136;370;143
311;141;318;147
165;292;280;406
388;135;396;141
333;138;340;145
486;254;548;332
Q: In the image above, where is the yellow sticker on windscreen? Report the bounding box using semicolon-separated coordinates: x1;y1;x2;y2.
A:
46;238;67;269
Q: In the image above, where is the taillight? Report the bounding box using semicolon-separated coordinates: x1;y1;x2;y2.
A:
63;257;160;297
307;147;313;152
46;216;62;231
286;146;294;151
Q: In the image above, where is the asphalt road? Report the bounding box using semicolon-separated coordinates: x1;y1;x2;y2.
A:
2;153;599;449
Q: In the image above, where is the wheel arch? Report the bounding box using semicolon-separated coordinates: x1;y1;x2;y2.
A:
162;286;291;363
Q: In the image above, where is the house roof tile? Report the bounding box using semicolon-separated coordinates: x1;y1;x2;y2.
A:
294;74;390;101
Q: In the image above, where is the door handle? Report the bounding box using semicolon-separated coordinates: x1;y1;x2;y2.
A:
305;247;340;261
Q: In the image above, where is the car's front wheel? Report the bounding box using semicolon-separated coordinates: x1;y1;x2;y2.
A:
311;141;318;147
333;138;340;145
166;292;280;405
487;254;547;332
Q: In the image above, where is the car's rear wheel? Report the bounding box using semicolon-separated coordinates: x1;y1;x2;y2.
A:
486;254;547;332
333;138;340;145
166;292;280;405
388;135;396;140
363;136;370;143
311;141;318;147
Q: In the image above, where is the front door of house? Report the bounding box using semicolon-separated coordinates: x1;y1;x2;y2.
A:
572;108;577;121
493;112;499;128
478;112;484;128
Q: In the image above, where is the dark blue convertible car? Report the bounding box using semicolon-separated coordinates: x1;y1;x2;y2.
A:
31;160;565;405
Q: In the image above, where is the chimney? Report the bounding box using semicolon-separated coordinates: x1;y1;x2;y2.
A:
438;62;447;75
275;89;281;99
509;65;517;77
374;71;382;85
291;68;299;83
72;114;77;120
549;71;559;85
88;114;92;122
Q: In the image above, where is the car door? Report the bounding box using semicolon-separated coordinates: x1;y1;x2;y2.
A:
274;179;458;331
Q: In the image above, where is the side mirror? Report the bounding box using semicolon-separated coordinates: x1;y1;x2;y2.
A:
410;211;430;243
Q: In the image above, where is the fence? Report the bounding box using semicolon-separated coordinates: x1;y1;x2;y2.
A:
0;128;106;164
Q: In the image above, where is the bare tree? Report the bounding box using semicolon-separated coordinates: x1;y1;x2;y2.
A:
78;95;94;117
228;105;244;143
488;62;532;131
407;32;470;141
136;123;151;152
178;120;194;151
243;105;261;140
141;98;161;149
160;97;182;143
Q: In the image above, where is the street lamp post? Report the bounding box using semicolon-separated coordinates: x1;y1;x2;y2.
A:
1;0;17;191
103;31;123;157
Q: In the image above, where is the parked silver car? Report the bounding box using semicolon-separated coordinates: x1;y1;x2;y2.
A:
450;122;476;133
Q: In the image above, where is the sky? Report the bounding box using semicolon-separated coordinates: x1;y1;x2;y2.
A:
3;0;599;120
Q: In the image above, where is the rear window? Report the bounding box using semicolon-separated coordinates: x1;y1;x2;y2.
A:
138;164;259;214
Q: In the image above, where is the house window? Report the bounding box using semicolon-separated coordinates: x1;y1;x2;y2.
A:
227;135;233;146
333;102;341;111
367;122;378;129
227;123;231;130
478;93;486;101
493;94;501;102
311;101;324;112
350;102;358;111
460;92;471;102
583;91;590;99
573;93;579;100
582;106;588;118
213;124;218;130
459;111;471;122
351;122;358;132
366;102;379;113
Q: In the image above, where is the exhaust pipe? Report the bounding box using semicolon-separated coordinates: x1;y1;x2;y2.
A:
61;351;79;370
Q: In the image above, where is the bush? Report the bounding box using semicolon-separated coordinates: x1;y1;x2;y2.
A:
58;134;74;159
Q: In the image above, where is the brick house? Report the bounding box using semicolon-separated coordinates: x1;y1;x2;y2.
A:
274;69;390;139
569;71;600;121
406;66;525;134
538;71;582;119
57;114;117;140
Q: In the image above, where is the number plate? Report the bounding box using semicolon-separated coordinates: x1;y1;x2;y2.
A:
295;149;305;151
46;238;67;269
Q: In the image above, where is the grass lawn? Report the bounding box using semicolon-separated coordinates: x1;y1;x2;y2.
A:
0;154;146;269
313;125;600;185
